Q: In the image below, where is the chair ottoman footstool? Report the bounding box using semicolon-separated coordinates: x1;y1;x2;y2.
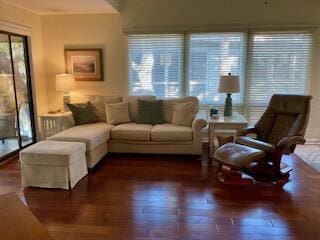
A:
20;141;87;190
213;142;265;186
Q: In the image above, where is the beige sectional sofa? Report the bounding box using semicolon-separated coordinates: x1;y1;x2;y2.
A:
48;95;207;168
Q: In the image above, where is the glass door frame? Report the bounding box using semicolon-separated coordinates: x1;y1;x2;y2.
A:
0;30;36;163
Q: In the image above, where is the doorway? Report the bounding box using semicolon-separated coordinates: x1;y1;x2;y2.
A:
0;31;36;162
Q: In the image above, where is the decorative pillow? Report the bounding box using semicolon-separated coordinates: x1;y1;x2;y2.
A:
87;96;122;122
105;102;131;124
172;102;196;126
136;99;164;125
67;102;99;125
163;97;199;123
123;95;156;122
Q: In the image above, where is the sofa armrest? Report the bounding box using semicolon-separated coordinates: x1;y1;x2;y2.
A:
191;110;207;155
192;110;208;130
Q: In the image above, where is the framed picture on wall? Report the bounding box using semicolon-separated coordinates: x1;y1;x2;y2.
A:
64;49;103;81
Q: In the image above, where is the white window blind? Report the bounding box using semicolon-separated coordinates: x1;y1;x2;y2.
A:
187;33;246;105
246;31;312;123
128;34;184;98
127;31;313;125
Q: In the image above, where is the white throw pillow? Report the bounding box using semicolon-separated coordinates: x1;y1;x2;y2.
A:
172;102;196;126
89;96;122;122
105;102;131;125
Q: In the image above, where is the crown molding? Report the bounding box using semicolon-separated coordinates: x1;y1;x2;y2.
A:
0;0;117;16
0;18;32;36
123;23;319;34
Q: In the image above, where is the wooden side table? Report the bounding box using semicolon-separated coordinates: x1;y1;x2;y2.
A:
209;112;248;158
39;112;73;140
0;192;52;240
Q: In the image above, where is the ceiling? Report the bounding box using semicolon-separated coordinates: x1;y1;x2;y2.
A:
2;0;118;15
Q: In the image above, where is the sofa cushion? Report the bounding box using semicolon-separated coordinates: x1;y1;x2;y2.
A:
162;97;200;123
111;123;153;141
123;95;156;122
48;123;114;151
151;124;193;142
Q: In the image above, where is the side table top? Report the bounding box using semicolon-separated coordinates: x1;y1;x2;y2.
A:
39;112;72;118
209;112;248;125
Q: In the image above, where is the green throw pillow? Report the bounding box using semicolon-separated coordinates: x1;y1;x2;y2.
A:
136;99;164;124
67;102;99;125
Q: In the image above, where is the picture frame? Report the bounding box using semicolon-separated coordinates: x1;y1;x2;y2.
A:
64;49;103;81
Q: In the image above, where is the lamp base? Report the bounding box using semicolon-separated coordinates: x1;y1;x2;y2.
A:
224;93;232;117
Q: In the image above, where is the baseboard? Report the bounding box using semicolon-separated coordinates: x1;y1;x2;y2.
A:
305;139;320;145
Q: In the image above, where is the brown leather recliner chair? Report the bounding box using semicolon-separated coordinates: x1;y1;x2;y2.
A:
237;94;312;182
214;94;312;185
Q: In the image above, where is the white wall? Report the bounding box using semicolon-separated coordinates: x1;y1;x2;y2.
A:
41;14;126;111
0;1;48;115
121;0;320;29
2;0;320;140
0;1;48;140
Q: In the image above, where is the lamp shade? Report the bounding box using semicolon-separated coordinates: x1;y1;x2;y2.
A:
55;73;76;92
219;74;240;93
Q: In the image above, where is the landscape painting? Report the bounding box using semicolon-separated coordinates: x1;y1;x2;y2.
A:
71;55;96;74
65;49;103;81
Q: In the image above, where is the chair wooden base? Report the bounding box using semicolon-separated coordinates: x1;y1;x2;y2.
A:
244;162;292;183
217;164;253;186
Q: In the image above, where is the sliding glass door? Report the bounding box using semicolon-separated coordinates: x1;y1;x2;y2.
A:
0;31;35;161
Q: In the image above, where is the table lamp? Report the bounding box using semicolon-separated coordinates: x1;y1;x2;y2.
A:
55;73;76;112
219;73;240;117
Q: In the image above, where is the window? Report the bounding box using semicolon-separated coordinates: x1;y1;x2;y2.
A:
128;34;184;98
188;33;246;105
127;30;312;124
246;31;312;122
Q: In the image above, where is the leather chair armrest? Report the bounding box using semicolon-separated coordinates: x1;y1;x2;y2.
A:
277;136;306;149
192;110;208;130
235;136;275;153
237;127;258;137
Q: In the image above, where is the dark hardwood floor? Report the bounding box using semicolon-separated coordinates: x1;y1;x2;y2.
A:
0;145;320;240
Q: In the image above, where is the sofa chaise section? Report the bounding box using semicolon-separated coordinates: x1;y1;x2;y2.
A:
48;122;114;168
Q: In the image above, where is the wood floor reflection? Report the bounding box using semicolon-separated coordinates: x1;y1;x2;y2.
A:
0;145;320;240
